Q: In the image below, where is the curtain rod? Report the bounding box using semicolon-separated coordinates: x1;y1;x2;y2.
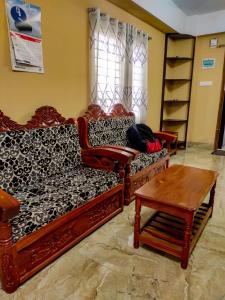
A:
88;7;152;41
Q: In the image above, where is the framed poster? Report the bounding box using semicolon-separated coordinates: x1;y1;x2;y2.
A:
5;0;44;73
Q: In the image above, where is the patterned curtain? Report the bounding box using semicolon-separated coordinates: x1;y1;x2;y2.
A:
89;8;126;113
125;25;148;123
89;8;148;122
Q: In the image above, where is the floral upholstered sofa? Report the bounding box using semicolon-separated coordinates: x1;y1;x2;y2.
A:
0;106;132;293
78;104;176;205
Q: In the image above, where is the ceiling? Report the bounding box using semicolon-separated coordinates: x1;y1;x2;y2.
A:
171;0;225;16
131;0;225;35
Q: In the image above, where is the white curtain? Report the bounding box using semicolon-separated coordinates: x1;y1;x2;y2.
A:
89;8;148;122
125;25;148;122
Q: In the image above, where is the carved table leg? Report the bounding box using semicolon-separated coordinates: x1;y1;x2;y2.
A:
134;197;141;248
181;213;193;269
209;182;216;218
0;221;20;293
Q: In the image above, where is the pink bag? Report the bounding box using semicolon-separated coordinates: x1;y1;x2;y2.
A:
146;139;162;153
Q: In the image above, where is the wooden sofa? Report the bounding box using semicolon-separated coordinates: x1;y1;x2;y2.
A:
78;104;176;205
0;106;132;293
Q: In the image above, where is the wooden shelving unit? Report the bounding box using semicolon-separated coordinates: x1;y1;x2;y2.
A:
160;33;196;149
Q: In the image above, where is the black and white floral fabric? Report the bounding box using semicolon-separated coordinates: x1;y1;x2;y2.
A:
10;167;119;242
88;116;135;147
0;124;119;243
0;124;82;194
130;148;167;176
88;116;168;176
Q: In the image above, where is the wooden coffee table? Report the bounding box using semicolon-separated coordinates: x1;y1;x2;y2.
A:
134;164;218;269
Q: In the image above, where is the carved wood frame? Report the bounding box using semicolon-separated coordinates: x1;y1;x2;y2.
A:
0;106;127;293
25;106;75;129
0;110;23;132
110;103;135;117
0;106;75;132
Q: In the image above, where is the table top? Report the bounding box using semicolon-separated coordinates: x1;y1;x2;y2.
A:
134;164;218;211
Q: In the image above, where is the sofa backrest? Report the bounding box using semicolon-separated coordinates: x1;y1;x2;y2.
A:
0;124;81;194
88;116;135;147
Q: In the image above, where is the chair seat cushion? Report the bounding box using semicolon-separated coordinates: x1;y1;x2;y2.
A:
130;148;167;176
10;167;119;243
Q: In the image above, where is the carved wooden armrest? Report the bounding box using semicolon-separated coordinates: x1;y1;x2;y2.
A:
104;145;139;159
154;131;177;143
81;147;134;178
82;147;133;165
0;189;20;222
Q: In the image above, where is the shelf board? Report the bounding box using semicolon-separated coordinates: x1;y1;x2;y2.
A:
163;119;187;123
166;57;193;62
164;99;190;104
168;33;195;40
165;79;191;82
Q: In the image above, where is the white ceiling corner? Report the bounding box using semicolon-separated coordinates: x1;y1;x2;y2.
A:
132;0;225;36
171;0;225;16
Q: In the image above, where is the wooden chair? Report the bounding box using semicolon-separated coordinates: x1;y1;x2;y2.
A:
0;106;132;293
78;104;176;205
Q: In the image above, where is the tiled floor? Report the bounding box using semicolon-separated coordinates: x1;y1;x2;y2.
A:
1;145;225;300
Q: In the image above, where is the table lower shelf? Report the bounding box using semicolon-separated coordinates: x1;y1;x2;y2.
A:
139;203;212;258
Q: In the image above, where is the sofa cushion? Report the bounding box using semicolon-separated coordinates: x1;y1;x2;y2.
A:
10;167;119;243
130;148;167;176
88;116;135;147
0;124;81;194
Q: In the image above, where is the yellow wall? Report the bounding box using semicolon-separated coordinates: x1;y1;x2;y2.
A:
188;33;225;144
0;0;165;130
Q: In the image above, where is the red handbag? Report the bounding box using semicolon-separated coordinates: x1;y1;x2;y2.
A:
146;139;162;153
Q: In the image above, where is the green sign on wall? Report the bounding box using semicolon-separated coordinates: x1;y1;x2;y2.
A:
202;58;216;69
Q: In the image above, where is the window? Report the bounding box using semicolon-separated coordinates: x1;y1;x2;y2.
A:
89;8;148;122
95;33;125;113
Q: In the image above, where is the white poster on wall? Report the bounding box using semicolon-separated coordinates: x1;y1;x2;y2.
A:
5;0;44;73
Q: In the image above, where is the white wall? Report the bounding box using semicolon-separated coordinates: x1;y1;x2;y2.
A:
190;10;225;36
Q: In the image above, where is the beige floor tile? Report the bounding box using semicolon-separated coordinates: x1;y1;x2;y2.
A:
1;145;225;300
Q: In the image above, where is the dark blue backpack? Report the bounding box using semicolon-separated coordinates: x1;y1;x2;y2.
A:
127;124;155;152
